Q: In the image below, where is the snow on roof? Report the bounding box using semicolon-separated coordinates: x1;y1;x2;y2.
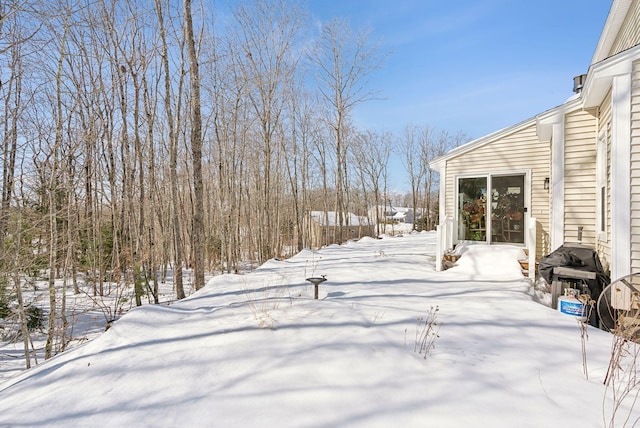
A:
309;210;371;226
391;206;411;213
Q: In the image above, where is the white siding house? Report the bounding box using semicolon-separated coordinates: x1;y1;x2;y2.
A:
304;211;374;249
430;0;640;306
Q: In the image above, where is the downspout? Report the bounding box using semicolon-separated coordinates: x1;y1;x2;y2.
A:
434;162;449;271
551;121;565;250
439;163;447;227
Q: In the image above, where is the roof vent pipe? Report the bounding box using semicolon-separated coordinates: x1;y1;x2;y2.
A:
573;74;587;93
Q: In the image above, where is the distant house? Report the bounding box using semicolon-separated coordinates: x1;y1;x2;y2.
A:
368;205;422;224
304;211;374;249
429;0;640;309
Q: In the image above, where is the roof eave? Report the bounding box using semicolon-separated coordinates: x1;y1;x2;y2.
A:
591;0;632;64
583;43;640;108
535;97;583;142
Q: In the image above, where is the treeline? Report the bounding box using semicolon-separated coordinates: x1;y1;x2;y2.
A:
0;0;464;362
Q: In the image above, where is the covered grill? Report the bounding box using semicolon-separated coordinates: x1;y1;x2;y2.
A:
539;244;610;325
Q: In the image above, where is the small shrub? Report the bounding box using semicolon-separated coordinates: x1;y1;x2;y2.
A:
603;296;640;427
415;306;441;359
0;300;10;319
0;279;11;318
577;294;595;380
26;306;45;330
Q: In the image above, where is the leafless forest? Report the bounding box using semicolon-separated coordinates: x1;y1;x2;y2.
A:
0;0;465;364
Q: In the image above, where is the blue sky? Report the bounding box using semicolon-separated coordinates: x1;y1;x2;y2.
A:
307;1;612;190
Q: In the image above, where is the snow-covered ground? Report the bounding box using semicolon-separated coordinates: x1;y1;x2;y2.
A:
0;231;637;427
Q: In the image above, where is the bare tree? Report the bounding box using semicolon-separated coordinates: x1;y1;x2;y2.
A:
154;0;186;299
351;129;392;236
184;0;205;290
308;18;384;244
0;6;24;290
0;0;468;373
232;0;304;262
204;28;249;273
284;83;318;251
43;9;73;359
418;128;469;229
0;2;40;366
401;124;426;231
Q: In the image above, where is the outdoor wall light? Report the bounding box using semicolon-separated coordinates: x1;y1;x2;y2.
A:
544;177;550;190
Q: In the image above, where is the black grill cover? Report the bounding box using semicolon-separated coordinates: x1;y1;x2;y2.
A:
538;244;610;299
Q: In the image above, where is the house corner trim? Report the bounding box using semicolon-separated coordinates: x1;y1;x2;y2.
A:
611;73;632;280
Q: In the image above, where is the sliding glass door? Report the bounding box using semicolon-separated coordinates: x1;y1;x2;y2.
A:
490;175;525;244
457;174;526;244
458;177;487;241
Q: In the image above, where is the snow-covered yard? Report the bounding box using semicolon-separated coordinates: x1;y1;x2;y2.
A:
0;231;637;427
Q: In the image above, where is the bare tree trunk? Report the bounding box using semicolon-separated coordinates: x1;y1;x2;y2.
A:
154;0;185;299
402;124;425;231
0;28;22;332
142;68;160;304
12;211;31;369
184;0;205;290
334;118;345;244
0;49;19;262
45;23;70;359
60;152;77;352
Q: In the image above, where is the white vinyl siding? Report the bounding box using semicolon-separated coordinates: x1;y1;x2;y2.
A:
631;60;640;273
444;122;551;257
597;90;613;271
563;110;597;246
609;0;640;58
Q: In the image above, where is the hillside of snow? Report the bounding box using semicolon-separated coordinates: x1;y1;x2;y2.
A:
0;231;637;427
